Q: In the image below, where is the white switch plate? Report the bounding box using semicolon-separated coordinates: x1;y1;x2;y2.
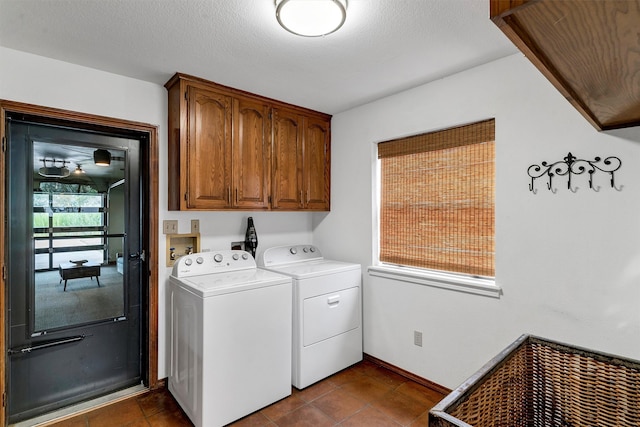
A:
163;220;178;234
414;330;423;347
191;219;200;234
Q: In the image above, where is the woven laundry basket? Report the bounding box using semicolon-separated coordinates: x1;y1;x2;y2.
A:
429;334;640;427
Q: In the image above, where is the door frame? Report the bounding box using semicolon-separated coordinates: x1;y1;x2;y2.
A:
0;100;160;425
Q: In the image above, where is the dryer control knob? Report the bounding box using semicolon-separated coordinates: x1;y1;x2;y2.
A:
290;247;297;255
303;247;308;253
232;253;239;261
242;253;249;260
214;254;223;263
184;258;193;266
196;257;204;264
309;246;316;252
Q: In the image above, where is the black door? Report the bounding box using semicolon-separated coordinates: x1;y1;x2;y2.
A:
6;117;146;423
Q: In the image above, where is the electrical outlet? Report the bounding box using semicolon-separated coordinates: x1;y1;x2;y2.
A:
191;219;200;234
163;220;178;234
414;330;423;347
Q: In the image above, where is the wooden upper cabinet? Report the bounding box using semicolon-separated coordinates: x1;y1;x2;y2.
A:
490;0;640;130
166;73;331;211
303;116;330;210
233;98;271;209
271;108;331;211
187;86;232;209
272;108;304;209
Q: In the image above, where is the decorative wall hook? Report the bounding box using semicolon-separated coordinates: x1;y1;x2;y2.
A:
528;152;622;193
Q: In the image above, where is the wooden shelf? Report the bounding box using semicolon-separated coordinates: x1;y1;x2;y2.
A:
490;0;640;131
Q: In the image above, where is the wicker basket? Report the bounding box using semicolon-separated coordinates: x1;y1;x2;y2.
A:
429;334;640;427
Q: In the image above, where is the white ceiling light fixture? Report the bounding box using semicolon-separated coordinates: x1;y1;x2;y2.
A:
275;0;347;37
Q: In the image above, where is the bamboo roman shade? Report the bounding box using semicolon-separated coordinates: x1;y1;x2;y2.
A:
378;119;495;277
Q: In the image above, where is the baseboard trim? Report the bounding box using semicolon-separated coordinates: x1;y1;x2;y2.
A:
363;353;451;396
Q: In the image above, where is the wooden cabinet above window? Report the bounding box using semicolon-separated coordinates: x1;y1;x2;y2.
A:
165;73;331;211
490;0;640;131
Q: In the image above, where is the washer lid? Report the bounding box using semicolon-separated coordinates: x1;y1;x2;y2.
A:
260;259;360;280
170;268;291;298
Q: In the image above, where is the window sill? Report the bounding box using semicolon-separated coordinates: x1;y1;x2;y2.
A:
367;265;501;298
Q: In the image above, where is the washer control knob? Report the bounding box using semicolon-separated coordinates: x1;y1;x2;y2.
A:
184;258;193;266
290;247;297;255
213;253;223;263
232;253;239;260
309;246;316;252
242;253;249;260
196;257;204;264
303;247;308;253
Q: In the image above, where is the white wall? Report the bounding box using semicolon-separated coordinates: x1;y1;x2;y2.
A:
0;47;314;379
315;53;640;389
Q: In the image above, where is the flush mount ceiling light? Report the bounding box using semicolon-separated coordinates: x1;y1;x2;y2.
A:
74;164;85;174
275;0;347;37
38;159;70;178
93;149;111;166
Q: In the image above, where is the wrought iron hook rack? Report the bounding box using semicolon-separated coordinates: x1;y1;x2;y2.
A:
527;152;622;194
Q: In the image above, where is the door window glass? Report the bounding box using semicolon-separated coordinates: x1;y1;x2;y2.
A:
33;141;126;332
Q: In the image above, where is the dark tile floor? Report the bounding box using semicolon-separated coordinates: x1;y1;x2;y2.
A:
45;360;447;426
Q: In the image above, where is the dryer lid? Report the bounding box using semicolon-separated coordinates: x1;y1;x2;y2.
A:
260;259;360;279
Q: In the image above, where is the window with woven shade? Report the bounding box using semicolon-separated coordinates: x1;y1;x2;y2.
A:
378;119;495;277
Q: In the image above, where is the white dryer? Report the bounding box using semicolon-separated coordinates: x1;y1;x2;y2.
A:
168;250;292;427
257;244;362;389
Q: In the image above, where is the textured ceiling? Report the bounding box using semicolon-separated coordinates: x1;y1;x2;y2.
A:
0;0;517;114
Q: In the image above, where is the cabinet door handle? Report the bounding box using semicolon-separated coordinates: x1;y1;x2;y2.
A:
227;187;231;204
235;188;238;203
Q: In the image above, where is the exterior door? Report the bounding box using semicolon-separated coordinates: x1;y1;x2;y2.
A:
6;117;146;423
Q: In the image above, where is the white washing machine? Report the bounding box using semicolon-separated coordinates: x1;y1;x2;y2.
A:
168;250;292;427
257;244;362;389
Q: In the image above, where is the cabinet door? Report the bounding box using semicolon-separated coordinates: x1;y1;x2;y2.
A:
303;116;330;210
187;86;232;208
233;98;271;209
272;108;303;209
